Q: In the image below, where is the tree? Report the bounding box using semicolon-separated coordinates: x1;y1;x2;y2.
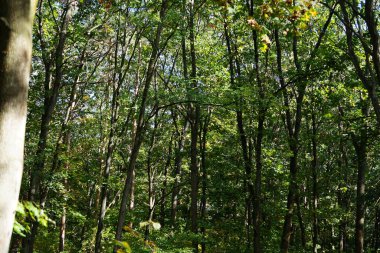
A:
0;1;37;252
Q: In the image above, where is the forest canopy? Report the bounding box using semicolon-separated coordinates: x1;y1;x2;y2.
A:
0;0;379;252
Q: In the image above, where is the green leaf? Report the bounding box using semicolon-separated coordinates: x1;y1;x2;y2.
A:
114;240;132;253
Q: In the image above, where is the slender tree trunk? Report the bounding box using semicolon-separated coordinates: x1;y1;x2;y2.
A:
189;0;200;251
59;207;66;252
24;2;75;251
296;195;306;248
171;7;189;225
252;26;265;253
144;115;158;242
338;108;349;253
171;114;188;227
311;112;319;252
352;128;368;253
200;109;211;253
373;207;380;251
94;23;124;251
114;1;169;247
223;17;255;251
160;138;172;228
59;131;72;252
0;1;36;252
275;28;306;253
340;0;380;127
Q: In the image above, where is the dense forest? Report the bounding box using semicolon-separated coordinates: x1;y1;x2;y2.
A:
0;0;380;252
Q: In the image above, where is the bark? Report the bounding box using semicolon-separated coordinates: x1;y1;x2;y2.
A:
0;1;36;252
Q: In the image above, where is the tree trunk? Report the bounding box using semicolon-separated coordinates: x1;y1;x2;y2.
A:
171;114;188;227
373;207;380;251
24;2;75;251
338;107;349;253
223;17;255;251
160;138;172;228
311;112;319;252
339;0;380;127
0;1;36;252
200;109;211;253
171;5;189;225
189;0;200;252
114;1;169;247
296;195;306;248
144;115;158;242
352;128;368;253
252;25;265;253
94;20;124;252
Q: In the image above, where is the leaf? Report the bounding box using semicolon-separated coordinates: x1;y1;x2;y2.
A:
309;8;317;17
152;221;161;230
16;202;26;216
13;221;27;237
139;221;150;228
114;240;132;252
261;34;271;45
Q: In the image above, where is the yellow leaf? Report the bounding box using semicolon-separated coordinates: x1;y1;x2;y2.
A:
260;43;268;53
310;8;317;17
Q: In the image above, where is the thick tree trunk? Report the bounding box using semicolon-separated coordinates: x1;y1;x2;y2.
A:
0;1;36;252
